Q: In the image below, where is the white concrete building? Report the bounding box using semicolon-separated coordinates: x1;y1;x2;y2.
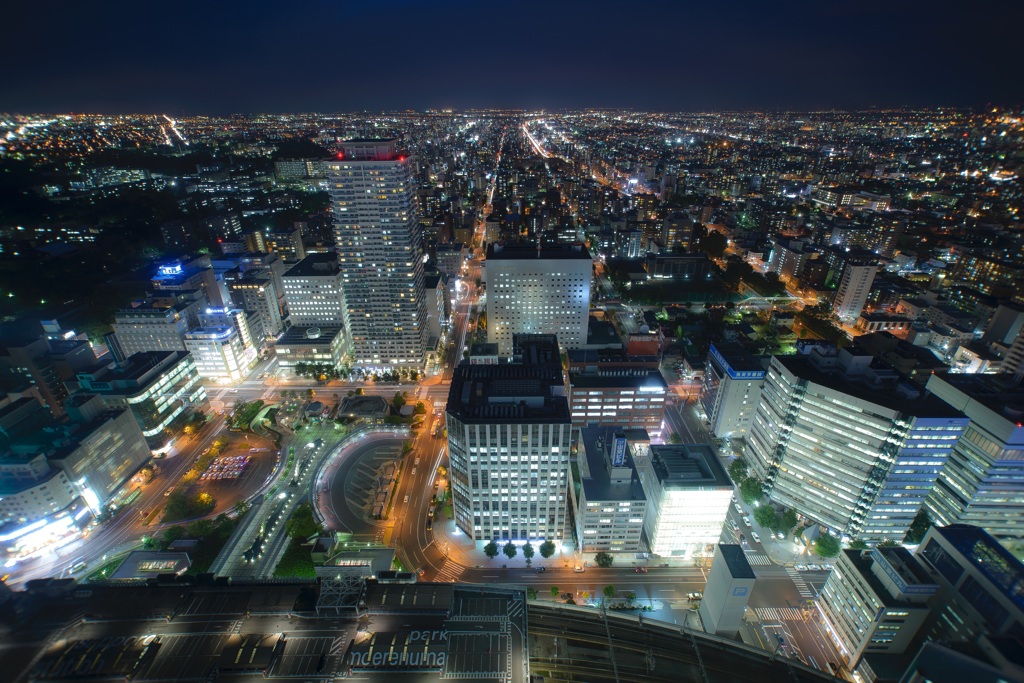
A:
325;139;427;370
485;242;592;356
699;343;766;439
282;253;346;328
572;429;648;553
638;443;733;557
833;261;877;322
183;327;252;383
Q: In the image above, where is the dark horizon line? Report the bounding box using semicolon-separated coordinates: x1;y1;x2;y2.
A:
2;103;1020;118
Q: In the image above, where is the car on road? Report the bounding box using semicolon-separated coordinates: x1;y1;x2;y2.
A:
403;495;409;504
634;566;647;573
751;531;761;543
687;592;702;601
734;503;743;514
731;519;740;532
561;593;573;600
807;564;823;572
775;531;785;540
742;516;752;527
425;519;432;530
536;567;547;573
573;565;585;573
794;564;809;571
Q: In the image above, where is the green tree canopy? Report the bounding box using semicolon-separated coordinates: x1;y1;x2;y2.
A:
905;508;931;544
728;458;748;483
594;552;613;568
668;432;682;444
285;502;322;540
522;542;535;561
550;585;560;598
739;477;763;505
484;541;499;560
754;505;780;531
815;534;841;558
539;540;556;559
779;507;798;533
502;541;518;560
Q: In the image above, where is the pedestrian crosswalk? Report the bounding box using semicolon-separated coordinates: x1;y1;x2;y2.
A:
743;553;772;566
786;567;816;597
434;560;465;583
755;607;806;621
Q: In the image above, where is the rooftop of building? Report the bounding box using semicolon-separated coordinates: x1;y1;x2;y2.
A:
709;342;767;374
873;545;936;587
925;374;1024;422
486;241;592;261
569;371;667;390
78;351;190;387
586;319;622;347
0;575;838;683
773;353;963;418
930;525;1024;612
108;550;191;580
578;427;647;504
840;549;932;609
282;253;339;278
648;443;733;490
447;363;569;424
275;326;345;345
719;544;756;580
566;348;661;366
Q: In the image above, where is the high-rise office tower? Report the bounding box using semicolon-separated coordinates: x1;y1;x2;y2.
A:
445;335;572;543
485;242;592;356
833;261;877;323
325;139;426;369
745;347;969;544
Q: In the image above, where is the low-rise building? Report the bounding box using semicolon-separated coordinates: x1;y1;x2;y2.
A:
274;326;348;373
184;327;253;383
818;547;936;668
71;351;208;449
572;428;648;553
638;443;732;558
699;545;756;638
568;371;666;434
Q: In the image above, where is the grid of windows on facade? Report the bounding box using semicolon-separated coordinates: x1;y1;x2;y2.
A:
447;420;571;542
490;271;588;349
326;145;426;369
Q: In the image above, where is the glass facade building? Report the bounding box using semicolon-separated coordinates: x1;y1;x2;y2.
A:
746;349;968;543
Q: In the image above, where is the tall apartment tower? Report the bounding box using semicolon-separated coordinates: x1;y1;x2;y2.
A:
833;261;878;322
485;242;592;356
745;347;969;544
325;139;427;369
445;335;572;543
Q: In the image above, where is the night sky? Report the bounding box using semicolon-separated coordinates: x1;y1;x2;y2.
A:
4;0;1021;114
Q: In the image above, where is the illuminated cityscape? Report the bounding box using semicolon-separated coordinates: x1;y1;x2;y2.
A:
1;1;1023;681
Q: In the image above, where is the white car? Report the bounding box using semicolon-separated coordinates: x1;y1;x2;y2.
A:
734;503;743;514
731;519;740;532
794;564;809;572
751;531;761;543
742;516;752;527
